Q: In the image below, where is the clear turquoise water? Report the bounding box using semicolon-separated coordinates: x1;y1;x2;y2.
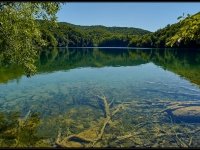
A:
0;48;200;147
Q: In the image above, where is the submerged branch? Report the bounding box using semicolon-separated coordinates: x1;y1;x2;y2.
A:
96;95;110;118
56;94;129;147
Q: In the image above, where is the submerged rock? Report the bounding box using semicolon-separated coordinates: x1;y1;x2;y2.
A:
172;106;200;123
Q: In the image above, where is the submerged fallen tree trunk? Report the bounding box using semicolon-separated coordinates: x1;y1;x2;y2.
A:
55;94;128;147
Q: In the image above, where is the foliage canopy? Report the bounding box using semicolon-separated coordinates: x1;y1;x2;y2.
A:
0;2;61;76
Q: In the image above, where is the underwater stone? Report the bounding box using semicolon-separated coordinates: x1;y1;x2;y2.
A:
172;106;200;123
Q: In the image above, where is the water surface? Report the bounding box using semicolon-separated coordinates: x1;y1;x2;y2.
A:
0;48;200;147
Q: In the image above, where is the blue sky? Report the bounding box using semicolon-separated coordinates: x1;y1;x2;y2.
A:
57;2;200;32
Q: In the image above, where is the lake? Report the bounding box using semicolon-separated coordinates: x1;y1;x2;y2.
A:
0;48;200;147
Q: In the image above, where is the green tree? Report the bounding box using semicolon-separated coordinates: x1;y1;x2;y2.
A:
0;2;61;76
166;12;200;47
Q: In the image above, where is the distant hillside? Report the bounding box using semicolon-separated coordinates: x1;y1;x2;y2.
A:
129;12;200;48
38;11;200;48
64;23;150;35
38;20;151;47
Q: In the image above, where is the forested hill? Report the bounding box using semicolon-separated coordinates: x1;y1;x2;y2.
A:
38;20;151;47
62;23;150;35
129;12;200;48
39;11;200;48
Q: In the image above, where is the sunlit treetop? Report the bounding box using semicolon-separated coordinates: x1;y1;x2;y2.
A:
167;12;200;47
0;2;62;76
